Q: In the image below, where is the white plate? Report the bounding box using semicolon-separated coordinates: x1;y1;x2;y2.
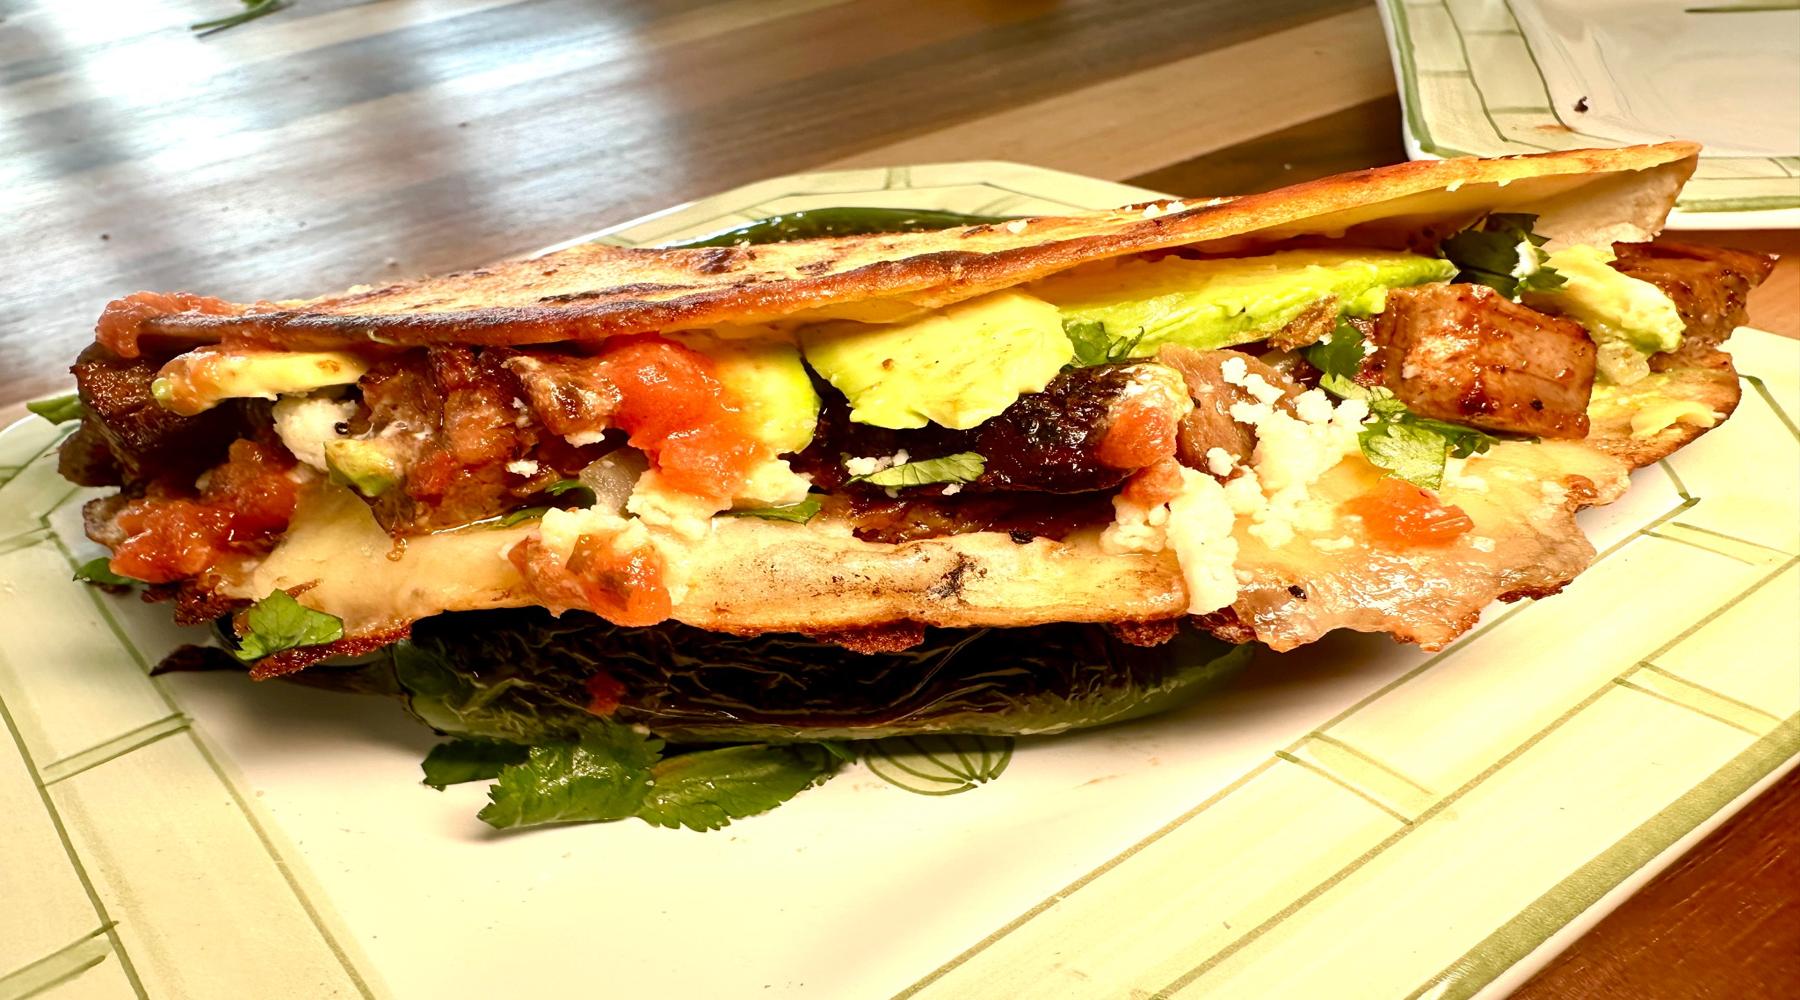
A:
1;164;1797;1000
1378;0;1800;229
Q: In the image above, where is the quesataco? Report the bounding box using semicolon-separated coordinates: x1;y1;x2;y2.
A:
58;143;1775;676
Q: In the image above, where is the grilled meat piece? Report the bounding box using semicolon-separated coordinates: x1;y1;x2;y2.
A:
1157;345;1303;473
794;362;1185;494
1370;284;1596;439
355;347;543;532
1610;241;1777;369
62;344;247;486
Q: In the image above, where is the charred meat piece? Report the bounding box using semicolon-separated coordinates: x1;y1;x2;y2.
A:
1610;241;1777;369
1267;296;1339;352
355;347;542;532
504;350;623;438
1370;284;1596;439
1157;345;1303;473
794;363;1185;494
62;344;248;487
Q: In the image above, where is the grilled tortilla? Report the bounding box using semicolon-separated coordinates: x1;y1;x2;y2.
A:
62;143;1774;675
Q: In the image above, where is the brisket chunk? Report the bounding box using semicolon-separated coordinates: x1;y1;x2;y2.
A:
1369;284;1596;439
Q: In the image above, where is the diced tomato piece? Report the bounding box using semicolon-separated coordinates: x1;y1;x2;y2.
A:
1344;478;1474;548
508;532;672;628
1120;459;1185;507
589;336;763;499
584;672;627;717
1097;393;1179;470
108;438;298;583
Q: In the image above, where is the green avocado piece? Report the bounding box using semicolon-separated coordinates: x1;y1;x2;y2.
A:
799;289;1074;430
324;438;402;498
1525;244;1683;386
1032;249;1456;355
670;334;821;454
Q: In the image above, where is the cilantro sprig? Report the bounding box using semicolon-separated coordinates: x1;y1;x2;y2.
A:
1064;319;1146;367
451;724;842;831
848;452;985;489
1357;396;1495;490
232;591;344;663
1440;213;1567;299
1311;322;1496;490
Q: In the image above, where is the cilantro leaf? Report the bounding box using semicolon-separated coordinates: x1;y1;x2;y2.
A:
724;498;822;523
477;726;663;830
1440;213;1566;299
422;739;531;790
232;591;345;662
637;744;841;832
1359;419;1456;490
1303;320;1369;383
1063;319;1145;367
1352;398;1496;490
72;557;136;587
27;394;84;425
849;452;985;488
1412;416;1497;460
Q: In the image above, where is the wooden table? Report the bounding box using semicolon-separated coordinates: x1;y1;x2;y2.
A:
2;1;1794;995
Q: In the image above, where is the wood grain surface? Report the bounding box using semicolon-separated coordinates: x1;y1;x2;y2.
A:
1;1;1794;995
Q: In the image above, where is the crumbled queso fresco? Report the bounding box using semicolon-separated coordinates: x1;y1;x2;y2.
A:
1100;357;1372;615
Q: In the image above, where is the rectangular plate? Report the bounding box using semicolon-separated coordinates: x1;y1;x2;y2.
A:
1377;0;1800;229
1;164;1796;1000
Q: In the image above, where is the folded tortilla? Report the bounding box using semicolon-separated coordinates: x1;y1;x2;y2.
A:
73;142;1768;672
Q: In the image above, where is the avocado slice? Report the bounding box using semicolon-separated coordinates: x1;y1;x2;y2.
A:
1032;249;1456;355
152;349;371;416
800;289;1074;430
670;334;821;454
1525;244;1682;386
324;438;403;498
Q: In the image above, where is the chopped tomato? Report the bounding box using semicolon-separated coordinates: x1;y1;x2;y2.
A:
1344;478;1474;549
95;291;241;359
584;672;627;717
1096;392;1179;470
588;336;763;498
508;532;672;627
109;439;298;583
1120;459;1185;507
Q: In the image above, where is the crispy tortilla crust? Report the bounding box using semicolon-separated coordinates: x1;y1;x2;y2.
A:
121;144;1697;353
106;142;1748;655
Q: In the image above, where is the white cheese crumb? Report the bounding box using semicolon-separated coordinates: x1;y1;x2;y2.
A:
1141;203;1163;219
1242;373;1285;406
1294;388;1334;425
272;395;356;471
1204;447;1237;478
941;483;963;496
844;449;910;478
564;430;608;447
505;459;540;476
1004;219;1028;234
511;397;532;428
1220;355;1250;386
1469;535;1497;553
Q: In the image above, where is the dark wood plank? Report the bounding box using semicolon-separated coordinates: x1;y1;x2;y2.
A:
1126;95;1406;196
1513;768;1800;999
0;0;1357;406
